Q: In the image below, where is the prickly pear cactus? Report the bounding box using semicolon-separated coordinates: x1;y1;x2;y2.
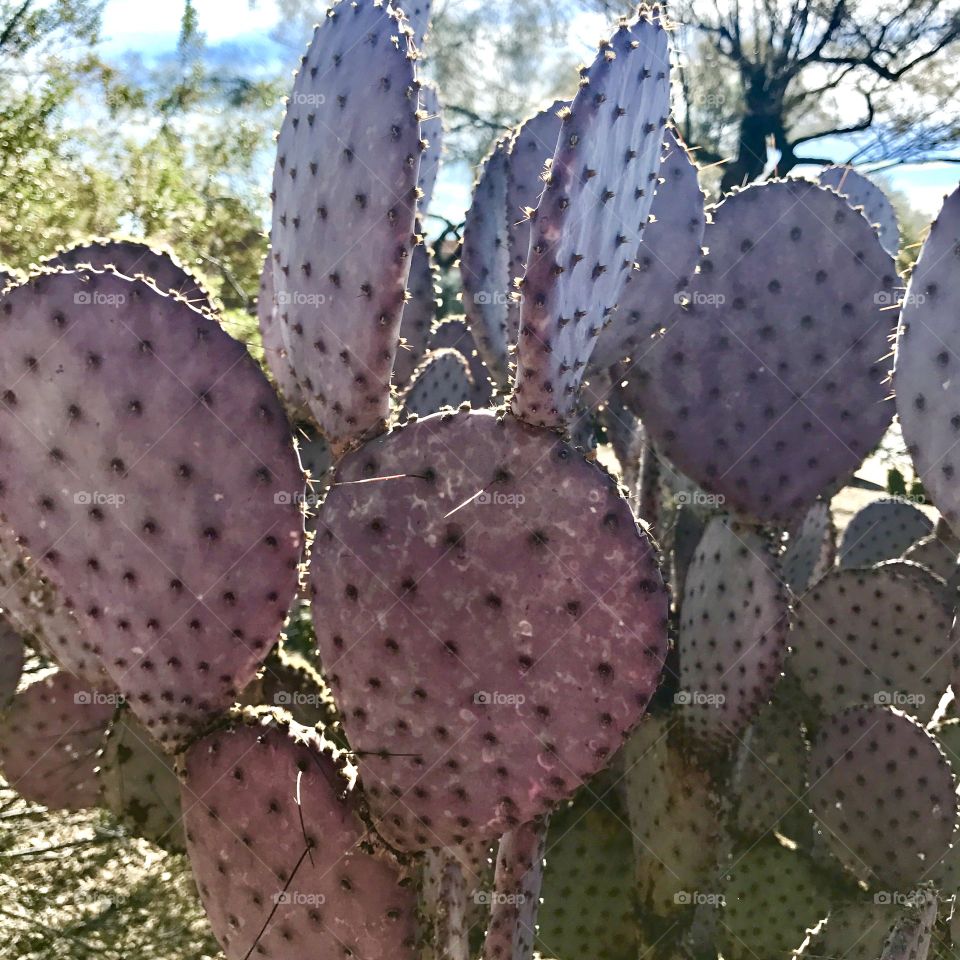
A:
628;179;898;525
818;164;899;257
511;8;670;428
904;523;960;582
0;517;109;687
482;818;547;960
797;899;920;960
809;705;958;888
0;270;303;748
839;497;933;568
880;893;938;960
240;643;342;735
590;127;706;370
895;187;960;532
400;348;473;418
270;0;421;451
0;615;24;704
790;566;954;722
395;240;440;387
717;839;840;960
461;139;512;386
98;708;186;852
427;315;494;407
677;516;788;745
180;711;418;960
623;716;724;917
41;237;212;309
257;252;308;416
310;408;668;849
729;676;811;840
504;100;564;346
782;499;835;593
536;776;638;960
420;850;470;960
0;671;115;810
418;83;443;214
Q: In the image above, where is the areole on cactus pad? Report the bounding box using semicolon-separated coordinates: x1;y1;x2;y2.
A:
0;270;302;748
310;408;668;849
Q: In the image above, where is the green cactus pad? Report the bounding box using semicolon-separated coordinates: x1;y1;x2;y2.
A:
717;839;837;960
797;899;917;960
790;566;954;722
628;179;898;526
310;408;668;850
98;708;185;852
678;516;788;744
510;8;670;428
809;705;958;888
536;779;638;960
271;0;421;452
730;676;811;839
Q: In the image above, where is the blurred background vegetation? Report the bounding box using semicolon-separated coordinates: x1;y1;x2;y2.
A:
0;0;957;955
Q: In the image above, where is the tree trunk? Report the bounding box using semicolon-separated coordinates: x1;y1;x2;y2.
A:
720;112;770;193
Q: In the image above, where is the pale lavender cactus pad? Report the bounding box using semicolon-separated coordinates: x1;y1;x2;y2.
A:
628;180;898;525
0;270;302;748
271;0;421;452
510;8;670;428
310;409;668;849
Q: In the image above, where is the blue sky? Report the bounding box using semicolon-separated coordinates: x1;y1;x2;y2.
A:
100;0;957;220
